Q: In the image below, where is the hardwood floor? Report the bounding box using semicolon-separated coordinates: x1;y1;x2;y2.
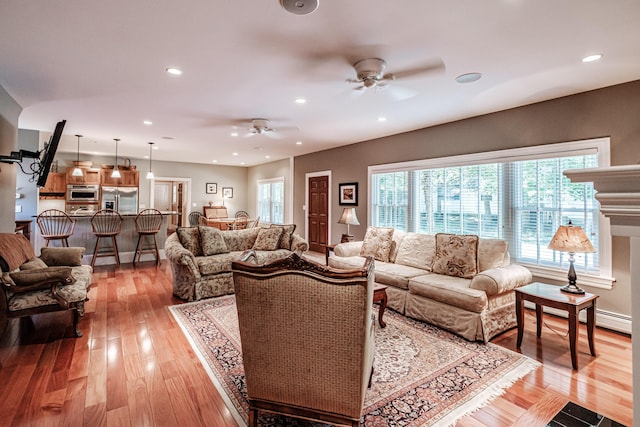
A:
0;260;632;427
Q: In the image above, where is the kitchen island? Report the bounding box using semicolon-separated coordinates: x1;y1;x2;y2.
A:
33;211;176;266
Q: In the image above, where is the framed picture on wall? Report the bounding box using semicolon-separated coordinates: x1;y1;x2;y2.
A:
222;187;233;198
206;183;217;194
339;182;358;206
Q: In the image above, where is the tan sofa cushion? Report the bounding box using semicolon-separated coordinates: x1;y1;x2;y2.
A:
432;233;478;279
253;227;284;251
20;258;49;270
408;274;487;313
199;226;229;256
177;227;203;256
395;232;436;271
388;230;406;263
373;262;429;290
478;238;508;272
360;227;394;262
270;224;296;250
222;227;260;251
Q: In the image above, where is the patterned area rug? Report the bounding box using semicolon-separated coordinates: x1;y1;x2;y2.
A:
169;295;539;427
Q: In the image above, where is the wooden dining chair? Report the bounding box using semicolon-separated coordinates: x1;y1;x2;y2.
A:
134;209;163;266
37;209;76;247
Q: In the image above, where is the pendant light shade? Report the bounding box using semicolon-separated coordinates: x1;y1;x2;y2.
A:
146;142;155;180
71;134;83;177
111;138;121;179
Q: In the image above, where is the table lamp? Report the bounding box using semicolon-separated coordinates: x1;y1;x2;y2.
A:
547;220;595;294
338;207;360;243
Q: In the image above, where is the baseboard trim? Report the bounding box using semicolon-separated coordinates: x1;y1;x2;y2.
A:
523;301;631;335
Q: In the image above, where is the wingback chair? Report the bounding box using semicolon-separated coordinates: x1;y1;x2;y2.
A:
232;253;375;427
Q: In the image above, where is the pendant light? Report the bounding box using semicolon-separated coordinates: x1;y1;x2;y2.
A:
111;138;121;178
146;142;155;179
71;134;83;176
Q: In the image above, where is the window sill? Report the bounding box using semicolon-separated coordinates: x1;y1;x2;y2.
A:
521;263;616;290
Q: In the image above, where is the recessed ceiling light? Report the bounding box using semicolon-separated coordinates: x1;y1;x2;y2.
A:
230;132;239;137
232;152;238;156
165;67;182;75
265;155;271;159
455;72;482;83
143;120;153;125
295;98;307;104
240;162;245;165
582;53;603;63
296;141;302;145
212;160;218;163
377;116;387;122
279;0;319;15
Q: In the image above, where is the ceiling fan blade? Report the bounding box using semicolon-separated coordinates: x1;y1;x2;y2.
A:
391;58;446;80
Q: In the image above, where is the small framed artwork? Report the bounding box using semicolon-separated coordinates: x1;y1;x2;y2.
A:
206;183;218;194
222;187;233;199
339;182;358;206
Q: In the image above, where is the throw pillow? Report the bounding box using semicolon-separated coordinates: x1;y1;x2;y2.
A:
253;227;284;251
39;247;85;267
176;227;203;256
199;226;230;256
270;224;296;250
432;233;479;279
20;258;49;270
395;233;436;270
7;266;73;293
359;227;394;262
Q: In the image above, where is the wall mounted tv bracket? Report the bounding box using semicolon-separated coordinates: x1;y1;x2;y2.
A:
0;149;41;164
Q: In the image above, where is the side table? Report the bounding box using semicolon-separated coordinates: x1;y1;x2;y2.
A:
515;282;598;370
324;243;337;266
373;284;388;328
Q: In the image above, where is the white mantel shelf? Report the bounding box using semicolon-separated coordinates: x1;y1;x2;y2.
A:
564;164;640;420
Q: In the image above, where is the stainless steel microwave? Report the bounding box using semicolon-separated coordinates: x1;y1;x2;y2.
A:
67;184;100;202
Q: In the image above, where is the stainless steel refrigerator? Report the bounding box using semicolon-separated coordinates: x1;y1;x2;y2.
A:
101;186;139;214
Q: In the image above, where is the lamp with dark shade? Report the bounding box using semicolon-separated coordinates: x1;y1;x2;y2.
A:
547;220;595;294
338;207;359;243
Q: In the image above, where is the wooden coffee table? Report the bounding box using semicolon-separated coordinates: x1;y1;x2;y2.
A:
515;282;598;370
373;284;388;328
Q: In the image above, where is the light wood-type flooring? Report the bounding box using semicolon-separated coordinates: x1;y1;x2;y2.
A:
0;259;632;426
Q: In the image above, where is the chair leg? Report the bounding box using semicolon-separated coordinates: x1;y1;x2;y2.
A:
248;408;258;427
45;239;50;248
153;234;160;265
91;236;101;268
63;238;69;247
112;236;120;267
133;234;142;266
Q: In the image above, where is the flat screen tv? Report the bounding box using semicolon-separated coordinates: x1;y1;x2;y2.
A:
36;120;66;187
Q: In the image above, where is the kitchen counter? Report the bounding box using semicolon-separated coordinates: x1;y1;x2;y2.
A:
34;211;177;266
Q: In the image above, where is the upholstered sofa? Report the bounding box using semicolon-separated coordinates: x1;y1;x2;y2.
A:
165;225;308;301
0;233;93;337
329;227;532;342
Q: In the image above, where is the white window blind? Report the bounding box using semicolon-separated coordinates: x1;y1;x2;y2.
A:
369;138;612;286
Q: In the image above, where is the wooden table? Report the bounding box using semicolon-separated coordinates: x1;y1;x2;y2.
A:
373;284;388;328
515;282;598;370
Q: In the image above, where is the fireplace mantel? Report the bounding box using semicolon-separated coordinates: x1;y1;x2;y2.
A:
564;164;640;419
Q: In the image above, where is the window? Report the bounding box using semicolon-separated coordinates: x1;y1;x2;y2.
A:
369;138;613;288
257;178;284;224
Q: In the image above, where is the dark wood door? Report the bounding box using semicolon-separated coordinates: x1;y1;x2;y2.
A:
308;175;329;253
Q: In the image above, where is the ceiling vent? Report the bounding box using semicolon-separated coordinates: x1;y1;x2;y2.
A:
279;0;319;15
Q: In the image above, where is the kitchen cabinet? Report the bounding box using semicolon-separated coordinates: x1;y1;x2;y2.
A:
100;168;139;187
66;167;100;185
39;172;66;199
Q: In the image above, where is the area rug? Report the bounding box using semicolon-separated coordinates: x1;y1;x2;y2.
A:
169;296;539;427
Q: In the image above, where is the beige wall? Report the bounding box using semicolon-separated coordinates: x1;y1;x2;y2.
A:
294;79;640;318
0;85;22;232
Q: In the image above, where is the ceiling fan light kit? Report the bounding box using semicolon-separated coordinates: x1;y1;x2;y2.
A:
279;0;319;15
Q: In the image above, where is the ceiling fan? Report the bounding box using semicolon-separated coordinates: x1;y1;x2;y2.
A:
244;118;298;138
346;57;445;100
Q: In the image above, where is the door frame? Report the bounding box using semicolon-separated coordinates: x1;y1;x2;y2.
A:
304;170;331;245
150;176;192;226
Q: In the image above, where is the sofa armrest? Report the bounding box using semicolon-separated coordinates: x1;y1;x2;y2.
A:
469;264;532;296
334;241;363;257
290;234;308;255
164;234;201;279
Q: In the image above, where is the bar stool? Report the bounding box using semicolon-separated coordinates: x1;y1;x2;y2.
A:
90;209;123;268
134;209;163;266
37;209;75;247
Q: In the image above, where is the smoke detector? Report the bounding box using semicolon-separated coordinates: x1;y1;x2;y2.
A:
279;0;319;15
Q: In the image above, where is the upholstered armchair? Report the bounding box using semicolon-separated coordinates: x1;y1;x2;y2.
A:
232;253;375;427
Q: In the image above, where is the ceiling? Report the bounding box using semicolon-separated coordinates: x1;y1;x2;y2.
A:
1;1;639;167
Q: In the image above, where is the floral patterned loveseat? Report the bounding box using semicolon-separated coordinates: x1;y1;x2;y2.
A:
165;225;308;301
329;227;532;342
0;233;93;337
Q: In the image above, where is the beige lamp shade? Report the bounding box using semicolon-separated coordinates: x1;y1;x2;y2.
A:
338;208;359;243
548;221;595;253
